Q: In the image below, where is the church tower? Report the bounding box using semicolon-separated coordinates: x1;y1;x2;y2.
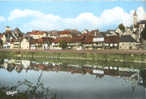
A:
133;10;137;26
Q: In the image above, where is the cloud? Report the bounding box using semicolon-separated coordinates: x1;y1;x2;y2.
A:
0;16;5;22
8;6;146;32
98;7;132;26
22;12;99;31
137;6;146;21
8;9;43;21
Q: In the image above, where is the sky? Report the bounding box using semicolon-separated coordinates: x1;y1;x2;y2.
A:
0;0;146;33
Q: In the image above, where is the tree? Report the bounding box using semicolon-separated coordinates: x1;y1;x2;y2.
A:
118;24;125;32
59;40;67;49
141;26;146;40
140;69;146;87
0;39;3;48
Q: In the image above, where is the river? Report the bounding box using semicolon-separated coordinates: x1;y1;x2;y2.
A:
0;58;146;99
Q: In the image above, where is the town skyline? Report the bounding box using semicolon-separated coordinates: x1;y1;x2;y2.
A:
0;1;146;32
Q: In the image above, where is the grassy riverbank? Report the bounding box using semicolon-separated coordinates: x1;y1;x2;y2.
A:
0;49;146;63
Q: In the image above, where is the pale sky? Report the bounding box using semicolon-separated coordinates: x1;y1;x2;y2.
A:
0;0;146;32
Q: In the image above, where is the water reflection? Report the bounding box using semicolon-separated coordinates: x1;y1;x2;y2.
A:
0;64;56;99
0;58;146;99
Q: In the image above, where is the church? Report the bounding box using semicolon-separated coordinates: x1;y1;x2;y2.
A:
116;10;145;50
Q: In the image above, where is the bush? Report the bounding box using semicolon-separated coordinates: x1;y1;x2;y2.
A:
118;24;125;32
59;40;67;49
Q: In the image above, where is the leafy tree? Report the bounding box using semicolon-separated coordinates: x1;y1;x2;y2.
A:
0;39;3;48
59;40;67;49
141;26;146;40
118;24;125;32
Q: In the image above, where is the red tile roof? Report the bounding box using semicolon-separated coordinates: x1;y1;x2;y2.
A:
29;31;46;35
53;36;83;43
53;34;94;44
58;30;71;35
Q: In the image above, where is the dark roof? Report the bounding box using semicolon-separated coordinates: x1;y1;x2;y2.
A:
81;34;93;44
105;36;120;43
137;20;146;24
120;35;137;42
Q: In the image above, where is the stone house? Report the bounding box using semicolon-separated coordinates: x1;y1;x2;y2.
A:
50;36;82;50
1;34;7;44
21;38;30;49
28;31;47;39
47;31;59;39
50;37;71;50
119;35;138;50
30;37;52;50
104;35;120;49
10;39;21;49
3;42;11;48
30;39;43;50
30;39;36;50
81;34;94;50
68;37;82;50
58;30;72;38
42;37;52;50
92;31;104;49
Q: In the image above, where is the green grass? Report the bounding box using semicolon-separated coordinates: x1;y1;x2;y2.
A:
0;50;146;64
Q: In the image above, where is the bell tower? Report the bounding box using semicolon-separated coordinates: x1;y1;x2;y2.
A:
133;10;137;26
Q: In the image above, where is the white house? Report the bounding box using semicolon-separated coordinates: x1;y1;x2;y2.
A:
21;38;30;49
119;35;138;50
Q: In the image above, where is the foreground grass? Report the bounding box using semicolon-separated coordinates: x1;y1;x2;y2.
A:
0;49;146;64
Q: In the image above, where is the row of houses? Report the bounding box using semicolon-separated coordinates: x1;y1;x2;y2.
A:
0;11;145;50
0;27;142;50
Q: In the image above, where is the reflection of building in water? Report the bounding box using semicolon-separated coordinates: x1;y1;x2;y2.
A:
139;69;146;98
21;60;30;69
0;71;56;99
0;59;141;78
0;59;145;99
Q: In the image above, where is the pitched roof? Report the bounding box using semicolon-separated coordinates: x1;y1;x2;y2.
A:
47;31;59;36
81;34;94;44
120;35;137;42
53;36;83;43
137;20;146;24
104;36;119;43
29;31;46;35
58;30;71;35
70;30;81;36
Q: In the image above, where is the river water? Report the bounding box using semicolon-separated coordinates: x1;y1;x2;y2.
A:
0;58;146;99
